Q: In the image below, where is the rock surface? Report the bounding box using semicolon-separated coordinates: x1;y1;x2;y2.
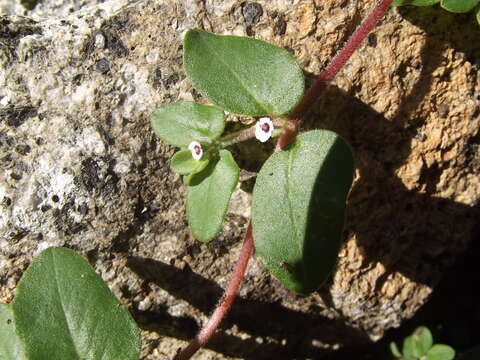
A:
0;0;479;359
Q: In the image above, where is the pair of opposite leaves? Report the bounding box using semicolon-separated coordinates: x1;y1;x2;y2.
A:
152;29;354;294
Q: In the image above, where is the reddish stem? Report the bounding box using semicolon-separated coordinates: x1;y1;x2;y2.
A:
174;1;393;358
290;0;393;121
174;224;254;360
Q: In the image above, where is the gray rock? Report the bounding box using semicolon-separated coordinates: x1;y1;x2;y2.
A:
1;0;479;359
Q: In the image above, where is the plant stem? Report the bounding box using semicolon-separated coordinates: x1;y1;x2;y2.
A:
289;0;393;121
174;224;254;360
218;118;284;148
174;1;393;358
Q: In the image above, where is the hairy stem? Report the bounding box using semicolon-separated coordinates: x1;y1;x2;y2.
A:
174;224;254;360
174;1;393;358
218;118;284;148
290;0;393;121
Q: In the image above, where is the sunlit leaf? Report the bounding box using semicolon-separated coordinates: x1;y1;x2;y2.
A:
187;150;240;242
151;101;225;147
184;29;304;116
252;130;354;294
11;247;140;360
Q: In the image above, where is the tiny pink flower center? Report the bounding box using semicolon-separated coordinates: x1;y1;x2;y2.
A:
193;144;201;155
261;123;270;133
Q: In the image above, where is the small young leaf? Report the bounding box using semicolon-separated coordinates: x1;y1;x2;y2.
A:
252;130;354;294
393;0;440;5
0;303;27;360
390;341;403;358
412;326;434;356
171;149;210;175
151;101;225;147
426;344;455;360
184;29;304;116
187;150;240;242
441;0;479;13
403;335;417;360
11;247;140;360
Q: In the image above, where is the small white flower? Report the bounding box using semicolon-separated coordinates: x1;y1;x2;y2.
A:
188;141;203;160
255;117;274;143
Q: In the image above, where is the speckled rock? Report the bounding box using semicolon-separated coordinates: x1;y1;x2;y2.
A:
0;0;479;359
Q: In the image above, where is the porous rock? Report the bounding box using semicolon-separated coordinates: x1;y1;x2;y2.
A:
0;0;479;359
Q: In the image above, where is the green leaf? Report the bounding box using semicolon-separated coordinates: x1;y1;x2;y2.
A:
426;344;455;360
0;303;27;360
476;4;480;24
171;149;210;175
412;326;434;356
403;335;417;360
393;0;440;5
11;247;140;360
252;130;354;294
183;29;304;116
390;342;403;358
441;0;480;13
151;101;225;147
186;150;240;242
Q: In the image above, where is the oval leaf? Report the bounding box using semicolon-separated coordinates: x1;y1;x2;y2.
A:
11;247;140;360
187;150;240;242
252;130;354;294
171;149;210;175
426;344;456;360
394;0;440;5
412;326;434;356
403;335;417;360
184;29;304;116
441;0;479;12
151;101;225;147
0;303;27;360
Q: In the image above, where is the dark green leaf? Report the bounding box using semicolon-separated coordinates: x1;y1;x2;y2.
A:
187;150;240;242
184;29;304;116
252;130;354;294
0;303;26;360
393;0;440;5
171;149;210;175
11;247;140;360
426;344;455;360
390;342;403;358
151;101;225;147
441;0;479;12
412;326;434;356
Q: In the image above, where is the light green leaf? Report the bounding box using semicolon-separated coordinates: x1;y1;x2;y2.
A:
412;326;434;356
151;101;225;147
187;150;240;242
171;149;210;175
393;0;440;5
252;130;354;294
441;0;479;12
11;247;140;360
0;303;27;360
426;344;455;360
403;335;417;360
390;342;403;358
476;4;480;24
183;29;304;116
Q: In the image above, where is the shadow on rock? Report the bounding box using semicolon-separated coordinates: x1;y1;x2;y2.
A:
127;256;369;360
